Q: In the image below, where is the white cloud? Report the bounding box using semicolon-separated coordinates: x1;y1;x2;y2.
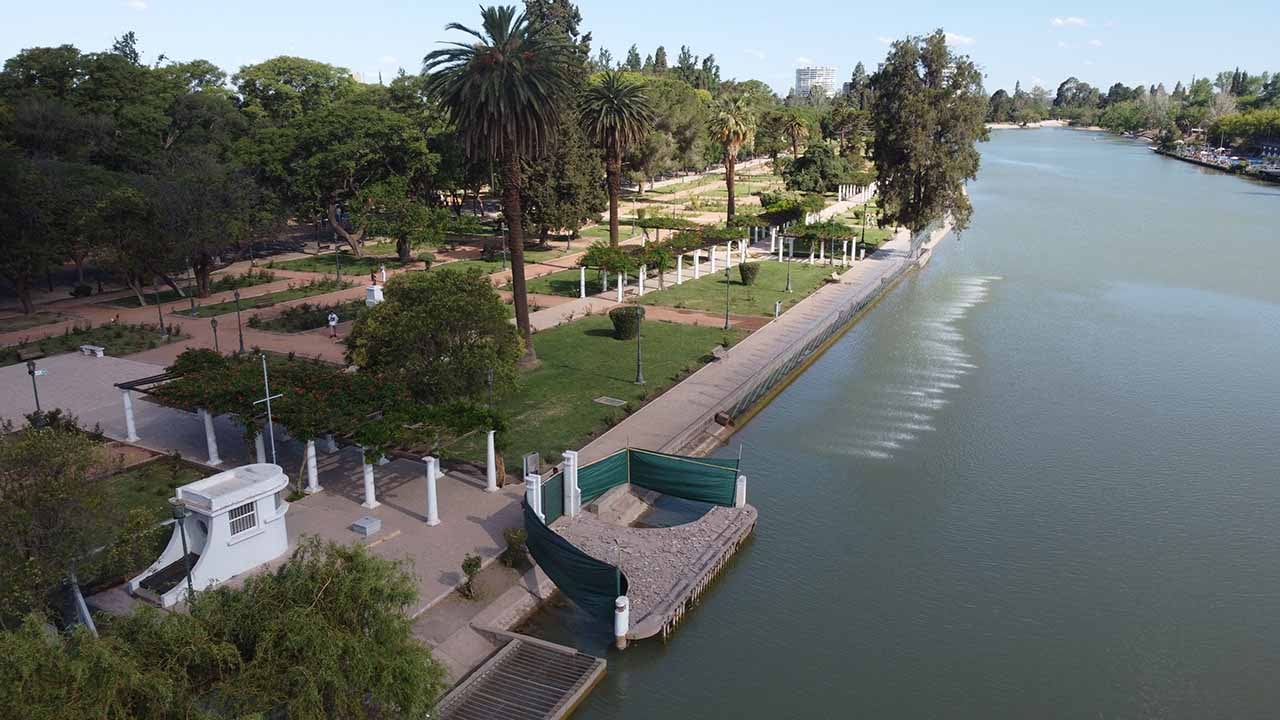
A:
1056;40;1071;48
1086;39;1103;47
793;56;814;66
126;0;147;9
743;49;766;61
1031;76;1045;86
945;32;976;46
379;55;399;65
877;36;894;45
1051;16;1087;27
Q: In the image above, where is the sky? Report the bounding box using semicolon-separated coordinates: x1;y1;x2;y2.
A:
4;0;1275;96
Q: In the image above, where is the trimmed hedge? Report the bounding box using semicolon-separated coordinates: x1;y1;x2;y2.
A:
609;306;645;340
739;262;760;286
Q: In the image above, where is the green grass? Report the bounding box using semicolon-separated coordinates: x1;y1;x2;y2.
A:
439;314;746;468
638;260;835;317
105;457;214;522
1;322;187;367
104;270;278;308
0;312;66;333
177;279;352;317
269;251;411;276
521;268;606;297
439;246;573;276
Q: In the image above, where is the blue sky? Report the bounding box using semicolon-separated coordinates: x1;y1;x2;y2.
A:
5;0;1274;96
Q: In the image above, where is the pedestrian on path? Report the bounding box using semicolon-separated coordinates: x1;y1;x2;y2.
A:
328;312;339;339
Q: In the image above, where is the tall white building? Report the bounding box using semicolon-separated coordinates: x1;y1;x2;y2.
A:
795;66;838;98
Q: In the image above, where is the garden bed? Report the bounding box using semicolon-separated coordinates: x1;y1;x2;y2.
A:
267;251;412;277
177;279;353;317
0;311;68;333
248;298;369;333
104;270;278;308
1;322;187;367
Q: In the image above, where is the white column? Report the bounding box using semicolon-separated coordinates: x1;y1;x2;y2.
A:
616;273;624;303
602;270;609;292
323;433;338;453
254;433;266;464
361;449;379;509
709;246;717;273
694;250;701;279
614;596;630;650
638;265;646;295
200;408;221;466
485;430;498;492
770;227;778;254
579;267;586;298
304;439;321;494
860;247;866;261
735;474;747;508
819;240;825;262
676;255;683;285
525;473;543;522
424;456;441;526
740;240;748;266
843;240;850;266
777;232;784;261
121;389;138;442
563;450;580;518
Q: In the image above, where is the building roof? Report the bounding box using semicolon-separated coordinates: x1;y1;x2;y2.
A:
178;463;288;514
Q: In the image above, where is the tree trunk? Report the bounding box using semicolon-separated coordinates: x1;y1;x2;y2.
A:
397;238;411;264
792;138;799;157
327;201;366;257
502;158;538;367
126;276;147;307
72;255;86;285
193;254;212;298
15;275;34;314
725;153;737;221
606;147;622;246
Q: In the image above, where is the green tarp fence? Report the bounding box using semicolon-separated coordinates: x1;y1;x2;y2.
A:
542;471;564;524
574;448;740;508
523;501;626;623
628;448;739;507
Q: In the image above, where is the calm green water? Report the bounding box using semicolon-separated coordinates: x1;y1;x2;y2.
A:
536;128;1280;719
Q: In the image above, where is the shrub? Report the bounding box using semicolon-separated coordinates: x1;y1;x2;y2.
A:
416;251;435;268
69;284;92;298
609;306;645;340
459;553;483;600
739;262;760;286
501;528;528;568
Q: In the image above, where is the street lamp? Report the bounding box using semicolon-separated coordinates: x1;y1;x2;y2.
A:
785;238;794;293
26;360;43;419
210;318;219;354
723;262;732;331
153;285;166;336
169;499;196;601
635;310;645;385
233;290;245;353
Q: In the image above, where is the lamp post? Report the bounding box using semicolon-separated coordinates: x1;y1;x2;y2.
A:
723;262;732;330
26;360;43;419
233;290;245;353
786;237;794;293
253;354;282;464
169;499;196;601
153;285;166;335
634;311;645;385
210;318;219;353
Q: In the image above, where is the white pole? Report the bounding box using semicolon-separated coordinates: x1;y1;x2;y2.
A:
424;456;441;526
638;265;646;295
525;473;544;522
777;231;784;261
579;267;586;299
200;408;221;466
860;247;866;261
563;450;580;518
709;246;717;273
616;273;623;303
676;255;683;285
614;596;630;650
305;439;321;494
819;240;825;262
121;389;138;442
361;449;379;509
485;430;498;492
255;433;266;464
740;240;747;266
770;226;778;254
843;240;849;266
694;250;701;279
735;474;747;508
602;270;609;292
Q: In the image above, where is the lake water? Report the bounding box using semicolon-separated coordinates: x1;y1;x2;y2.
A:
535;128;1280;719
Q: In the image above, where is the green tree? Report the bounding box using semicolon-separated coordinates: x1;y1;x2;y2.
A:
425;5;578;364
624;44;642;72
580;70;655;245
782;142;855;193
782;110;809;156
869;30;988;236
710;95;756;221
353;176;447;263
232;56;357;126
346;268;522;404
653;46;668;73
521;119;605;243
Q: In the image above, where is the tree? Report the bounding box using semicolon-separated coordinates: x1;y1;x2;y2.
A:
624;45;642;72
232;56;357;126
782;110;809;156
520;119;605;243
782;142;855;193
987;88;1013;122
653;46;668;73
710;95;756;221
846;62;873;110
870;30;988;236
353;176;447;263
0;155;63;313
346;268;522;404
425;5;578;365
580;70;655;245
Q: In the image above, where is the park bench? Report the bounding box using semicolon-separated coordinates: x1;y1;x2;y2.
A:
79;344;105;358
16;347;44;362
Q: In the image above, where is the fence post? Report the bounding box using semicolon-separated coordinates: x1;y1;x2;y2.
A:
615;596;630;650
676;255;683;285
735;474;747;508
563;450;580;518
525;473;544;522
579;266;586;299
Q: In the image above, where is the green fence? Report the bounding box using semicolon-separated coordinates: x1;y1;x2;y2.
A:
523;501;626;623
542;471;564;524
574;448;740;508
578;449;628;503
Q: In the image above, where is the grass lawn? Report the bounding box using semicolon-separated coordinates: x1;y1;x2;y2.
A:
638;260;835;317
521;268;606;297
439;246;572;276
1;323;187;367
439;314;746;468
178;280;352;317
104;270;279;308
105;457;214;522
269;251;412;276
0;311;66;333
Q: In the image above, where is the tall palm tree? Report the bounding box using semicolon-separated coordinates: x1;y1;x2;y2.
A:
783;112;809;157
424;5;575;364
579;70;655;246
711;96;757;222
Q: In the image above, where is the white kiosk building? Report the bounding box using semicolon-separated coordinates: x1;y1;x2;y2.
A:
130;463;290;608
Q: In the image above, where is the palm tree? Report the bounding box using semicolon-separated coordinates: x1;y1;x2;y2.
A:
579;70;655;246
424;5;575;364
783;112;809;157
710;96;757;222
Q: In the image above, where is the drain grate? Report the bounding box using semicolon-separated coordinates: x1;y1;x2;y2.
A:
593;396;627;407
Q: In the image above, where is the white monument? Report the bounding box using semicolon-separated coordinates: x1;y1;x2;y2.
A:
129;463;290;608
365;284;384;306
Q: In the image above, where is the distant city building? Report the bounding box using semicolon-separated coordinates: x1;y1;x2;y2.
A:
795;66;837;98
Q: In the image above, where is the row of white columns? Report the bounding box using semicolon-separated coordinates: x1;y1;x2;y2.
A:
836;184;863;202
